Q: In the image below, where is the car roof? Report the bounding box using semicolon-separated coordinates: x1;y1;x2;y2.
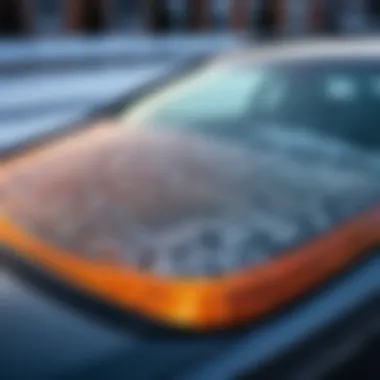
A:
219;37;380;66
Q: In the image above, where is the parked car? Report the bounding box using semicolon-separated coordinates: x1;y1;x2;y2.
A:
1;38;379;380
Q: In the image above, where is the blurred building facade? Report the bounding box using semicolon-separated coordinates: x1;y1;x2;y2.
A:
0;0;377;38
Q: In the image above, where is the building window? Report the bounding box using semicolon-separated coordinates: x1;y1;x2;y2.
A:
149;0;173;32
212;0;229;29
113;0;142;31
0;0;26;36
167;0;187;30
37;0;62;34
40;0;56;15
82;0;106;34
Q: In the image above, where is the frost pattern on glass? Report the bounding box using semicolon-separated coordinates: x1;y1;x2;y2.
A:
2;123;379;277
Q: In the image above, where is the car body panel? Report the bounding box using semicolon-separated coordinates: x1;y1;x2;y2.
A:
1;38;380;378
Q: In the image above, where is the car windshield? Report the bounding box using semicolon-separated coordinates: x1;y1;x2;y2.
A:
121;60;380;149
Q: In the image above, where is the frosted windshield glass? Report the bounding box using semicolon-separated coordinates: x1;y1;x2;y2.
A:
122;66;266;124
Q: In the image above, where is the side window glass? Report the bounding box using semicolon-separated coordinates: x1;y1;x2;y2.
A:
248;73;288;120
260;77;287;110
369;76;380;98
324;75;358;102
